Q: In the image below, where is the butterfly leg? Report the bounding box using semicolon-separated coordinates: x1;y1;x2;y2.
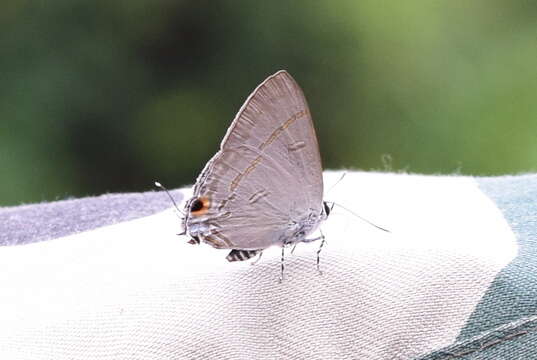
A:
187;235;200;245
279;246;286;283
300;231;327;275
290;243;298;254
316;230;326;275
250;251;264;266
301;233;326;244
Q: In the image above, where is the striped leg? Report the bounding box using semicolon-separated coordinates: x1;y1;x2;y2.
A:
279;246;285;283
300;230;327;275
187;235;200;245
316;232;326;275
250;251;264;265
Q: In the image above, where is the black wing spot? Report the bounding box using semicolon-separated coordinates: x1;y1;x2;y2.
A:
191;199;203;211
190;197;210;216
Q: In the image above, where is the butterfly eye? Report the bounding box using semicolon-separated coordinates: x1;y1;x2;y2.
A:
190;197;210;216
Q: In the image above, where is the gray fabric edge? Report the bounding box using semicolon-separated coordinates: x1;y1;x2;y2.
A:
0;189;185;246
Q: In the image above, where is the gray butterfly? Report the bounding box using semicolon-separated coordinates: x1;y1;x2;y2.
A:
181;70;330;280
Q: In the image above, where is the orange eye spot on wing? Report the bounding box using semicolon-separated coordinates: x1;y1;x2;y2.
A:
190;197;211;216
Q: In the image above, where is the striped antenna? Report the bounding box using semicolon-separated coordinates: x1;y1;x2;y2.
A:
326;172;347;195
329;201;390;233
154;181;185;218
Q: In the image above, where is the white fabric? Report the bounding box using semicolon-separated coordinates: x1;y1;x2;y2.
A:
0;171;517;359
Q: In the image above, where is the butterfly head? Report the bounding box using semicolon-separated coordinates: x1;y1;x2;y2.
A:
182;195;230;248
182;196;205;243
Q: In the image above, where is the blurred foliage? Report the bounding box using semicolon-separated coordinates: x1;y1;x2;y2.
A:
1;1;537;206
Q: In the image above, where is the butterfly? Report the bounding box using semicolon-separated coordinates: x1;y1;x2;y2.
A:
180;70;330;280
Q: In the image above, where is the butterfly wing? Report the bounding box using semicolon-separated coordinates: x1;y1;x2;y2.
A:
186;70;323;250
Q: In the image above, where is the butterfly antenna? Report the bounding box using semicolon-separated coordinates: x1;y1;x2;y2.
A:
331;202;390;233
326;172;347;195
154;181;185;218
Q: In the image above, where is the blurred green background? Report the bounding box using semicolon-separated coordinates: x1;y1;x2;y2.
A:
2;1;537;206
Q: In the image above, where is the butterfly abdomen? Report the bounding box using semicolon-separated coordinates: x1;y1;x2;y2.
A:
226;249;260;262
